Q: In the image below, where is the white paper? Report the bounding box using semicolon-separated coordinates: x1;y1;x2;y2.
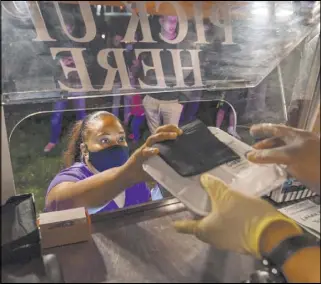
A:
143;127;287;216
300;225;320;239
279;200;320;234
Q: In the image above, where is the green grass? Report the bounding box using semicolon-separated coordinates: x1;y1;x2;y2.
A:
10;115;69;215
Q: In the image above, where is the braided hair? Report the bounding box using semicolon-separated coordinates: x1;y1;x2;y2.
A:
63;111;117;168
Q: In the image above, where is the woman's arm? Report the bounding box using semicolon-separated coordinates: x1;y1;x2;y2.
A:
46;163;135;209
47;124;183;209
260;221;320;283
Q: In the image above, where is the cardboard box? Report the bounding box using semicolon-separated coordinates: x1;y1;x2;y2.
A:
39;207;91;249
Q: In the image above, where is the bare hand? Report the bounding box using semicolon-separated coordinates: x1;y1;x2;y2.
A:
246;123;320;193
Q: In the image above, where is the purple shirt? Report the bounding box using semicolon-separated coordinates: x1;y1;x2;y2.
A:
45;162;151;214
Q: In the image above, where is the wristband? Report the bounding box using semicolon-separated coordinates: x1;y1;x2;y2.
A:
262;234;320;282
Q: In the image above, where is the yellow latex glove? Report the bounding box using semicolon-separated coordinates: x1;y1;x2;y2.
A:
246;123;320;193
174;174;302;258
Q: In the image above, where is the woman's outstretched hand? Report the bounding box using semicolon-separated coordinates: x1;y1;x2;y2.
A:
125;124;183;183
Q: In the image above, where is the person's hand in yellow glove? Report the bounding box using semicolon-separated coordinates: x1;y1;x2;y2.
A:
174;174;302;258
246;123;320;193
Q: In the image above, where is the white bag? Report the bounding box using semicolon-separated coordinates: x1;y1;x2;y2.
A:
143;127;287;216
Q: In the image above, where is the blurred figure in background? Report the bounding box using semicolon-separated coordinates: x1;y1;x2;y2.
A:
127;73;146;143
215;91;241;139
110;31;141;125
44;23;86;153
109;31;132;125
142;15;183;134
179;90;203;125
243;79;270;123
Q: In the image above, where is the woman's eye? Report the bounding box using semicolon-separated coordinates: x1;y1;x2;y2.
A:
101;138;110;144
118;136;126;143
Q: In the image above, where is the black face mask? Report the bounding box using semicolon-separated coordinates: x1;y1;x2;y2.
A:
87;145;129;172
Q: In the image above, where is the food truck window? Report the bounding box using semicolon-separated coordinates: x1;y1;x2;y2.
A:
2;1;320;215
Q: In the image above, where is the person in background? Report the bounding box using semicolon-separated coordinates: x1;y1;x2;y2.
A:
175;123;320;283
215;91;241;139
44;24;86;153
243;79;270;123
110;31;139;125
178;20;220;126
179;90;203;125
128;75;146;143
142;15;184;134
110;32;130;124
45;111;177;214
127;54;165;201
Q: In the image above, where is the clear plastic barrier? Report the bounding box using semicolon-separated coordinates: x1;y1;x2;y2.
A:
2;1;320;215
2;1;320;102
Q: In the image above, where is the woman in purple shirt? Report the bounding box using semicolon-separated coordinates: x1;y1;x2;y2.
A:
45;111;182;214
